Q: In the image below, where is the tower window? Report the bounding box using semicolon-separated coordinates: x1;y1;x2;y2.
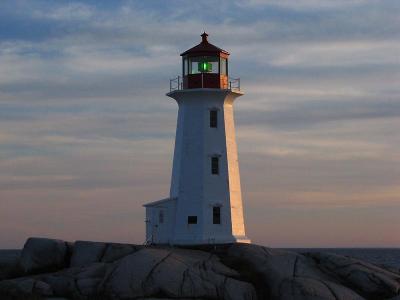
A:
159;210;164;224
213;206;221;224
210;110;218;128
211;156;219;175
188;216;197;224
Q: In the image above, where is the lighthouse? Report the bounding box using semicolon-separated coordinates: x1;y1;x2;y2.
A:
144;33;250;245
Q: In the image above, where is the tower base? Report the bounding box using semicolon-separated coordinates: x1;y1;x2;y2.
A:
171;235;251;246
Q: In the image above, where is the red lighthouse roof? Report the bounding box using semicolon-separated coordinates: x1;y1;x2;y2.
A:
180;32;230;57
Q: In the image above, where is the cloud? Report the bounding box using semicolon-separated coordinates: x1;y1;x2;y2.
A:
32;2;94;21
0;0;399;248
236;0;369;10
237;97;400;130
269;40;400;67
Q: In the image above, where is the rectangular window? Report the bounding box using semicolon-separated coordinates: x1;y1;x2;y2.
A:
159;210;164;224
213;206;221;224
211;157;219;175
210;110;218;128
188;216;197;224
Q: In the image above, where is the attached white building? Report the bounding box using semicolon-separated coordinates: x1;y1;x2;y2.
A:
144;33;250;245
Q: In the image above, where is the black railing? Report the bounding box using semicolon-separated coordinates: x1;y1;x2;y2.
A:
169;76;241;92
228;78;240;91
169;76;183;92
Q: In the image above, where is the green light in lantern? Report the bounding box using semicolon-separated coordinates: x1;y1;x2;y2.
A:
198;61;212;73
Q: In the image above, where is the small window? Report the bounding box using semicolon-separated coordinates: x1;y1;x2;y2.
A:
210;110;218;128
159;210;164;224
213;206;221;224
188;216;197;224
211;156;219;175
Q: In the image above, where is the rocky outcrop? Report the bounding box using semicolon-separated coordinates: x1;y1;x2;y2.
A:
101;247;256;300
223;243;364;300
0;277;53;297
0;250;22;280
307;252;400;299
70;241;140;267
0;238;399;300
42;262;108;298
70;241;107;268
20;238;68;274
100;243;139;263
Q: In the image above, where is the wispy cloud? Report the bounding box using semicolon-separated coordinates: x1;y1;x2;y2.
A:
0;0;399;248
32;2;95;21
237;0;369;10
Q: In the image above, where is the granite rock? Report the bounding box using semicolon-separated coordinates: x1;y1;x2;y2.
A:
307;252;400;299
41;262;108;298
0;250;22;280
1;239;400;300
70;241;106;267
0;277;53;297
19;238;68;274
100;243;139;263
101;247;257;300
223;243;364;299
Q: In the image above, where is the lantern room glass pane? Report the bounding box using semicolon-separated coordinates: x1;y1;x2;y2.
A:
183;58;188;75
189;56;219;74
220;58;227;75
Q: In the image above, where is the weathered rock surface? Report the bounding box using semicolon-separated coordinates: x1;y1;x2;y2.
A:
69;241;140;267
0;250;22;280
41;262;108;298
223;243;365;300
1;238;399;300
100;243;139;263
20;238;68;274
70;241;107;268
306;252;400;299
101;247;256;300
0;277;53;297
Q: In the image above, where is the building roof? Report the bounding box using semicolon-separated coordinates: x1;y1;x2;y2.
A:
143;197;177;207
180;32;230;56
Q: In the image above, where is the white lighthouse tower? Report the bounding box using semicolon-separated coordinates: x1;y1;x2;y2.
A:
144;33;250;245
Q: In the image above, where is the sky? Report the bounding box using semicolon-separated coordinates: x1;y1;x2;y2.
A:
0;0;399;248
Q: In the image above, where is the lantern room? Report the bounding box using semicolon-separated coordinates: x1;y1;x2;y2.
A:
181;32;229;89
